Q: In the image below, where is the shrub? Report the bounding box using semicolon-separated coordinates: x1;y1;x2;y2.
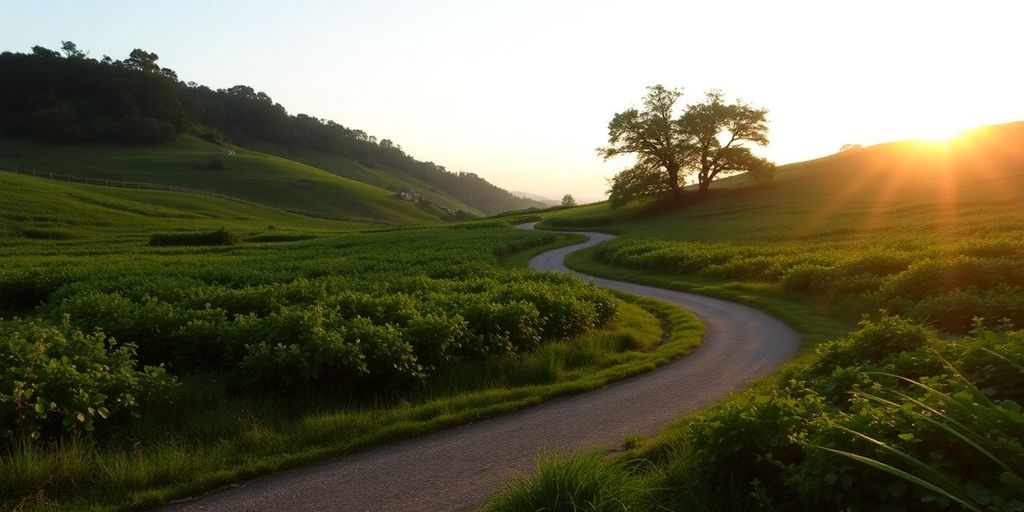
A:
794;374;1024;511
782;263;835;294
0;319;174;443
0;269;74;313
149;228;239;246
687;388;824;509
812;315;934;371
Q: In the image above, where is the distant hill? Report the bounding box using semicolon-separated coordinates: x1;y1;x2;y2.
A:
0;43;545;219
511;191;561;206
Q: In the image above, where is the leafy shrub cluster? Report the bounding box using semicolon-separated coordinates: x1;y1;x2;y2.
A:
0;226;615;443
594;236;1024;333
149;228;239;246
0;318;173;442
48;273;615;393
666;316;1024;511
496;316;1024;511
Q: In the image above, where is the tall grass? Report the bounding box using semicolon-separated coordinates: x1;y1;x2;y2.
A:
485;451;644;512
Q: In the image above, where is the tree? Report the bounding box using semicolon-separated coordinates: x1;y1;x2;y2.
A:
60;41;86;59
681;91;774;194
561;194;576;207
600;85;774;205
607;165;669;207
124;49;160;73
599;85;689;198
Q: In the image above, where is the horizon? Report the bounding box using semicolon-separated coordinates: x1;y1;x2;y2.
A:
4;0;1023;201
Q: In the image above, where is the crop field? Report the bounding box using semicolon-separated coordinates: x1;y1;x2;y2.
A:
493;131;1024;511
0;176;705;511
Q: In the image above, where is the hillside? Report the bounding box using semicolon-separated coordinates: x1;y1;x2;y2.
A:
0;44;545;219
696;121;1024;192
0;135;450;225
0;171;359;241
248;139;486;216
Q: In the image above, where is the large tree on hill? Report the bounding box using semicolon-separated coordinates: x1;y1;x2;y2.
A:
598;85;689;198
681;90;773;194
600;85;774;205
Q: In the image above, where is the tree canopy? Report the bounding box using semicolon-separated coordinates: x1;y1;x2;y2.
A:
600;85;774;206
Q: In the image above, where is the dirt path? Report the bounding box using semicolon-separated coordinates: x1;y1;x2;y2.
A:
169;225;801;511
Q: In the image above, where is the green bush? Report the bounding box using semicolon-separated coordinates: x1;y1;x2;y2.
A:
0;269;74;313
812;315;933;371
149;228;239;246
0;319;173;443
687;388;823;508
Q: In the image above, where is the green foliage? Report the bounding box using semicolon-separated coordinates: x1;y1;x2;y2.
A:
0;318;173;442
590;237;1024;334
2;225;619;423
485;451;644;512
600;85;774;204
149;228;239;246
516;317;1024;512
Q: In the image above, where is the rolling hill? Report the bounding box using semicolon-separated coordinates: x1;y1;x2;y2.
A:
0;135;462;225
0;44;546;224
0;170;359;241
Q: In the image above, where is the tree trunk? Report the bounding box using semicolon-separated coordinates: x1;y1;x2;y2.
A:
698;173;711;195
666;163;681;198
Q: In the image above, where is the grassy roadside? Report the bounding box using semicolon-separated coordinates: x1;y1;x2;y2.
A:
563;246;849;357
497;233;588;268
5;292;702;512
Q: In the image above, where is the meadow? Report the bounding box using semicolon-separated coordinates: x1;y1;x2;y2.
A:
0;136;443;225
0;174;708;511
491;128;1024;511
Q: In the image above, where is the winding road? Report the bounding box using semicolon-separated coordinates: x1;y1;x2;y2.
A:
169;224;801;511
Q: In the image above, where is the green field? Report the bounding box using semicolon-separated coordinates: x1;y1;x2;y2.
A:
0;136;445;225
0;172;707;511
491;125;1024;511
0;172;365;242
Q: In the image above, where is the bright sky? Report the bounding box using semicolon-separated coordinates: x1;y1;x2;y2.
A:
4;0;1023;202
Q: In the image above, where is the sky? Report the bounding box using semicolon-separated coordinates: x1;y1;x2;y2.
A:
4;0;1023;202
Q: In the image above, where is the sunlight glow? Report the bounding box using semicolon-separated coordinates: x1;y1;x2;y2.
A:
3;1;1022;199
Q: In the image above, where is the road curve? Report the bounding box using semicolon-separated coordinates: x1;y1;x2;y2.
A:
168;224;801;512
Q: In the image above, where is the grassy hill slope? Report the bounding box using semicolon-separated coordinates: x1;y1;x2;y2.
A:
0;171;359;243
250;140;486;216
0;135;444;225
